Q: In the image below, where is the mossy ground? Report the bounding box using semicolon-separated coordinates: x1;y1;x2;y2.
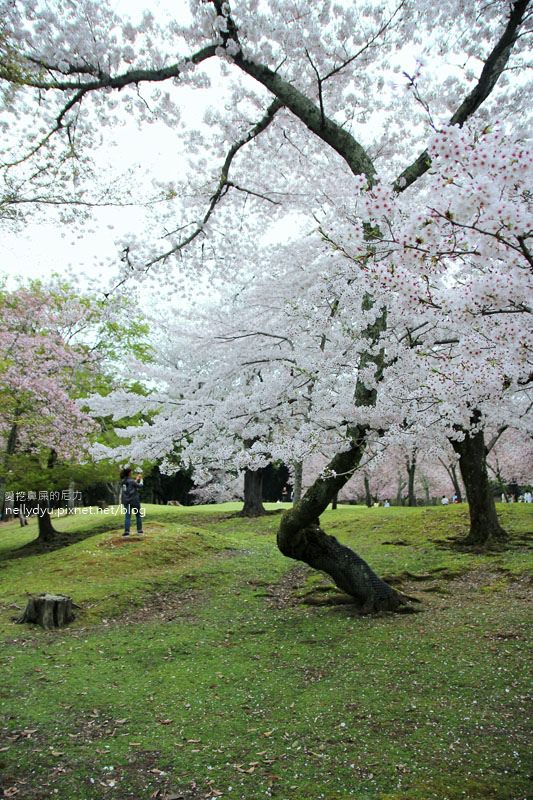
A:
0;502;531;800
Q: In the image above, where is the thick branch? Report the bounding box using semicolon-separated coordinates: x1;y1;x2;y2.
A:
393;0;530;192
233;54;376;182
6;46;218;91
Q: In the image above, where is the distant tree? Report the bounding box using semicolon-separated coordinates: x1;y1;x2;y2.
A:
0;279;151;542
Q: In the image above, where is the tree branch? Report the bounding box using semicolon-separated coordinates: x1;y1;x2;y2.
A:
393;0;531;192
105;97;283;294
486;425;508;454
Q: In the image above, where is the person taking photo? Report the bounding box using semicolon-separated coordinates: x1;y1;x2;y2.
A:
120;467;144;536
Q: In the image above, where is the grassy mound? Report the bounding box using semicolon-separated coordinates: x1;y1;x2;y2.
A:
0;502;531;799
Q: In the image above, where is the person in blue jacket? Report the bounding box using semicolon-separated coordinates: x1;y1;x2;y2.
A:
120;467;144;536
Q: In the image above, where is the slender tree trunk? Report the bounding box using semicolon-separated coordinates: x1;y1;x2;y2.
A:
37;507;57;543
292;461;303;503
278;427;408;613
331;492;338;510
239;468;266;517
439;456;464;502
406;449;417;506
363;473;372;508
421;476;430;505
396;473;406;506
1;422;19;520
450;463;463;503
487;459;508;503
451;422;507;546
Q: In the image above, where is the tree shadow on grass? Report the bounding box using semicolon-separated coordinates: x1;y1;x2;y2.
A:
229;508;285;520
428;529;533;554
0;521;122;562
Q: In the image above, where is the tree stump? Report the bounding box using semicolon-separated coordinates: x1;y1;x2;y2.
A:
16;594;76;629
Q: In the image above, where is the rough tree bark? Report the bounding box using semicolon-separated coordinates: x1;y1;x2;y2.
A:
17;594;76;628
292;461;303;504
37;508;57;542
278;428;409;613
277;300;412;612
239;468;266;517
451;417;507;546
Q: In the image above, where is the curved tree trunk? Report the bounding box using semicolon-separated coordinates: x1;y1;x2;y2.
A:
292;461;303;504
37;508;57;543
451;421;507;547
239;468;266;517
278;428;408;613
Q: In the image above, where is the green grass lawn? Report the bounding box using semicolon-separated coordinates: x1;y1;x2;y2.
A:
0;502;531;800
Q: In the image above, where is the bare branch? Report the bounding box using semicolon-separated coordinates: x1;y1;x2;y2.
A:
225;181;281;205
215;330;294;348
321;2;405;83
304;49;325;128
105;97;283;295
486;425;508;453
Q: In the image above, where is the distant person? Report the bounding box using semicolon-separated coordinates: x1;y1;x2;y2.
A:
524;491;532;503
383;499;391;508
120;467;144;537
441;495;449;506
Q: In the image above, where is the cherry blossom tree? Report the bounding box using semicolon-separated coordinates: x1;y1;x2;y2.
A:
0;282;97;538
0;279;150;540
1;0;531;608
